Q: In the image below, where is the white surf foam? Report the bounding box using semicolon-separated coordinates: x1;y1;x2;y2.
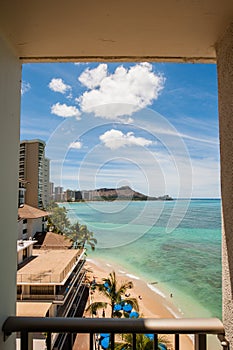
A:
166;305;181;318
147;283;166;299
126;273;140;280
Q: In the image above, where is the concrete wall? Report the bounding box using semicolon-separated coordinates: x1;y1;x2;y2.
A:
216;23;233;348
0;35;21;349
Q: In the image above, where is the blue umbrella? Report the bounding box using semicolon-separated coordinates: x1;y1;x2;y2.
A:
123;303;133;312
158;343;167;350
129;311;139;318
100;333;110;338
100;336;110;349
114;304;122;311
145;334;154;340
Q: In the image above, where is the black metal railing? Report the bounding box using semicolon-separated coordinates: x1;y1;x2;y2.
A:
2;317;229;350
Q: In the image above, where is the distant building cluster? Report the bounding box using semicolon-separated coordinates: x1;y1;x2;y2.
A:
17;139;89;349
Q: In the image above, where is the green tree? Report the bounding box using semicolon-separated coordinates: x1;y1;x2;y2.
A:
70;222;97;251
47;206;70;234
87;271;138;318
115;334;169;350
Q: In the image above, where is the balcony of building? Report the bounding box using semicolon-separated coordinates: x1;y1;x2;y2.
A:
1;1;233;350
2;317;229;350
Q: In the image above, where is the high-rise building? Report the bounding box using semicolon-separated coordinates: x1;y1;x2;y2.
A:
54;186;64;202
43;157;50;207
49;182;54;201
19;140;50;209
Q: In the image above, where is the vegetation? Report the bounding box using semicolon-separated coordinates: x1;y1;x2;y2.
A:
46;201;97;251
115;334;170;350
68;222;97;251
87;271;170;350
47;203;70;234
87;271;138;318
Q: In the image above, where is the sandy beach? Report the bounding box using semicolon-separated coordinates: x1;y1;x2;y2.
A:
74;258;193;350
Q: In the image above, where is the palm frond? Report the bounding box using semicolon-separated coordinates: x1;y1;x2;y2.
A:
86;301;107;314
123;297;139;312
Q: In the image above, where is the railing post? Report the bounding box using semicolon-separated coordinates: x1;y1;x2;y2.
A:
218;335;230;350
175;333;180;350
46;332;51;350
132;333;137;350
21;331;28;350
195;334;206;350
153;334;158;350
111;333;114;350
89;332;94;350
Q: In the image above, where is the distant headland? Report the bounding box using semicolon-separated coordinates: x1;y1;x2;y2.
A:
75;186;173;202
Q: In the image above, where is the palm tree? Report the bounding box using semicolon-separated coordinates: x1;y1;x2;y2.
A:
78;224;97;250
114;334;170;350
87;271;139;318
47;206;70;234
70;222;97;251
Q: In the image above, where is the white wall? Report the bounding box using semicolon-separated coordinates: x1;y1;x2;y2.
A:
0;34;21;349
27;217;43;238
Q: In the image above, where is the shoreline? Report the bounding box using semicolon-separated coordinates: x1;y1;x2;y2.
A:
86;257;184;319
85;257;193;350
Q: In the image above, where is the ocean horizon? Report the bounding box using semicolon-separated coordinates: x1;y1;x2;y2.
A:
61;198;222;319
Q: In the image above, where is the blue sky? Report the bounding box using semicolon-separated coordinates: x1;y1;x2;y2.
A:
21;62;219;198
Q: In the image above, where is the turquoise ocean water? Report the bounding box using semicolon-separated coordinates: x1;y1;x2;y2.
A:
62;199;221;319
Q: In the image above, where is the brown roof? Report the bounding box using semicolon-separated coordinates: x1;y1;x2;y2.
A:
17;249;81;284
40;232;73;249
18;204;49;219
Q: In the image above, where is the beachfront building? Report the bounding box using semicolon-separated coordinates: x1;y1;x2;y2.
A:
43;157;50;208
16;239;88;349
18;180;27;207
19;140;50;209
81;190;91;201
2;2;233;350
66;189;75;202
18;204;48;240
49;182;55;201
17;240;36;267
54;186;64;202
75;190;83;201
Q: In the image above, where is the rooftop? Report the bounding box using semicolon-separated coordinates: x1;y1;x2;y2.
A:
17;249;82;284
17;240;36;253
18;204;49;220
34;232;73;249
16;302;52;317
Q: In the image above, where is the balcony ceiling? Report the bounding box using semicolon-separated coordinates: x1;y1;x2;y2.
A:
0;0;233;62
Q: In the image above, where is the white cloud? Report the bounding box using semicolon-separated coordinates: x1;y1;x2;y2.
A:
69;141;82;149
48;78;71;94
78;64;108;88
21;81;31;95
77;63;165;120
99;129;153;150
51;102;81;119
